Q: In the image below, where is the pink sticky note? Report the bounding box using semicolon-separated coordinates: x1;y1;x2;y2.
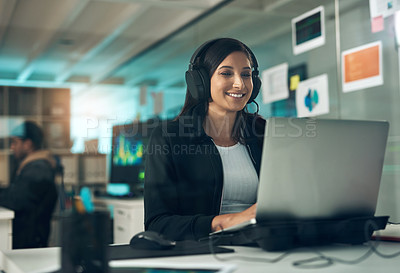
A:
371;15;384;33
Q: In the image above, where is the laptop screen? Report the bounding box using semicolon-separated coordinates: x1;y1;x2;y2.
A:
256;117;389;222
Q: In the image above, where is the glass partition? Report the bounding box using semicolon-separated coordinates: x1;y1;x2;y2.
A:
110;0;399;222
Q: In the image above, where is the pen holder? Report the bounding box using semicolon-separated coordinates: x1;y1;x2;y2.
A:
60;210;110;273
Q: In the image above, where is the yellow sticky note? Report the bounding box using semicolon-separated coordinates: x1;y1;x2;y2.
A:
290;74;300;91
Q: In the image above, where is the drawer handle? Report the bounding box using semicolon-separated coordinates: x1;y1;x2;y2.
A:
117;226;125;232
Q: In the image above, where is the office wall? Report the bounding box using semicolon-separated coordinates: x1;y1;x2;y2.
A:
336;1;400;221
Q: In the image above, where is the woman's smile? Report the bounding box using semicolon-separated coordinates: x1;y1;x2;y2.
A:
225;92;246;98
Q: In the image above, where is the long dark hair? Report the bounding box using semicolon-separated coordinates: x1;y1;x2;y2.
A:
177;38;260;142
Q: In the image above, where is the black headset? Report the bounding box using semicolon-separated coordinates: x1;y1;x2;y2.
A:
185;38;261;103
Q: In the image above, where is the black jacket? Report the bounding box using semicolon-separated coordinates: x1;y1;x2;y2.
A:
144;105;265;241
0;150;58;249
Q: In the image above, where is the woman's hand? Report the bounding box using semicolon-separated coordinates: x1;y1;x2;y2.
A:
211;203;257;232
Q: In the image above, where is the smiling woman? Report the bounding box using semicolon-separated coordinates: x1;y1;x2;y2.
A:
143;38;266;241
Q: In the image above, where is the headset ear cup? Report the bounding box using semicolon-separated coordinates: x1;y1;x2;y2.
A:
185;67;210;101
185;70;201;100
248;75;261;103
198;67;210;100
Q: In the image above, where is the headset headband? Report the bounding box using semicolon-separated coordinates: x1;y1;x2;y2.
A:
189;38;259;73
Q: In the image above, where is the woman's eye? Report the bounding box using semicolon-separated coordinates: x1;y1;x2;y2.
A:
220;71;232;76
242;73;251;78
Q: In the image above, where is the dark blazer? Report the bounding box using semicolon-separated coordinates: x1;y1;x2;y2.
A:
144;105;265;241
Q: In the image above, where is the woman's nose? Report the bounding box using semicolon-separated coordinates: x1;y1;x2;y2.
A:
233;75;244;89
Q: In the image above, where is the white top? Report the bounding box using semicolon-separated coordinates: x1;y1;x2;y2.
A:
215;142;258;214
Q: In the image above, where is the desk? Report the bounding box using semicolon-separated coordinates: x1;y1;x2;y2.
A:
1;242;400;273
0;207;14;250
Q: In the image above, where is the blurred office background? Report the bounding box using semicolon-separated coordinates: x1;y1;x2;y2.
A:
0;0;399;224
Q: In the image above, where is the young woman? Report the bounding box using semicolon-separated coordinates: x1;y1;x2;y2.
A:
144;38;265;241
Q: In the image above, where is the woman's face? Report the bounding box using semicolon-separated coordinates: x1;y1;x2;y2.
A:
209;51;253;115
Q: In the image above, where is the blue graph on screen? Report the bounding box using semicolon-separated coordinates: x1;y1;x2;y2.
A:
113;134;144;166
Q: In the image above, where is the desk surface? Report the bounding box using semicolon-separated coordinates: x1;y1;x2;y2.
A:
1;242;400;273
93;197;144;208
0;207;14;219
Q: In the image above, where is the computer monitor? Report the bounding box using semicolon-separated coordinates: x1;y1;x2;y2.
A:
110;120;155;196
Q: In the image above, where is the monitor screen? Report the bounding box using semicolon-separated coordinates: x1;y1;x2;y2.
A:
110;121;155;196
292;6;325;55
295;11;321;45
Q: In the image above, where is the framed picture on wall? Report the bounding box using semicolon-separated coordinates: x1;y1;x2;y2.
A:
292;6;326;55
341;40;383;92
261;63;289;104
295;73;329;117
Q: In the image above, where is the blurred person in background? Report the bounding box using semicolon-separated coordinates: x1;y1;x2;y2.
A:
0;121;58;249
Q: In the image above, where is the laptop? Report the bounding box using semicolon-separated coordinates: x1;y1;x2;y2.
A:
210;117;389;240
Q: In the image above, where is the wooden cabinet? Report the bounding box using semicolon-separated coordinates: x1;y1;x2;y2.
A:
0;86;71;186
79;154;107;184
55;153;108;186
0;154;9;188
